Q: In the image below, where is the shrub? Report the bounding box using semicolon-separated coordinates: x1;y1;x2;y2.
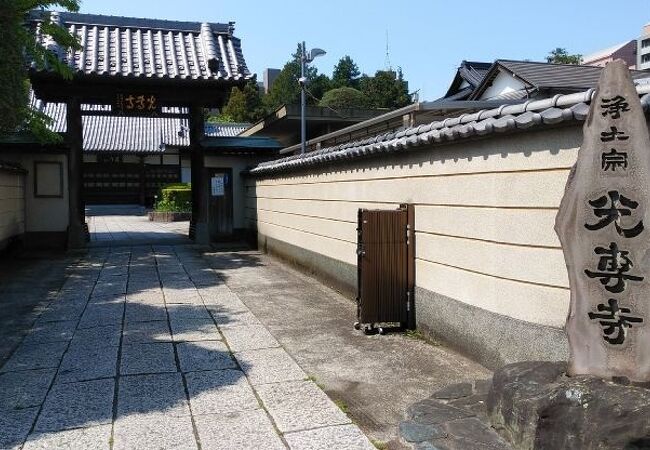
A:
319;87;370;109
154;183;192;212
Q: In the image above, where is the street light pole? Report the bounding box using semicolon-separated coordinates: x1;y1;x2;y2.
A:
300;41;307;155
299;42;326;155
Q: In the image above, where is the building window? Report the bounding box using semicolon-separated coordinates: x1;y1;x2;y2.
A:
34;161;63;198
642;54;650;64
642;38;650;49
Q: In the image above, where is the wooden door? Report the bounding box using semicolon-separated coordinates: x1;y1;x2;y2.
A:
357;204;415;327
207;168;233;240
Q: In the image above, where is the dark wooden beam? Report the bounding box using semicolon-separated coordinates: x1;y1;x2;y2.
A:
66;97;87;248
190;104;209;244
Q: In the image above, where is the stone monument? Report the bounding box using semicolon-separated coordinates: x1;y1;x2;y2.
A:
555;59;650;382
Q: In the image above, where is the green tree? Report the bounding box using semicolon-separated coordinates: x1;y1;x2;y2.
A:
359;68;411;109
221;79;266;122
546;48;582;65
331;55;360;89
0;1;81;142
264;44;331;110
319;87;369;109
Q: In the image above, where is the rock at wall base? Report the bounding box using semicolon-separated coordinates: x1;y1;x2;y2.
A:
399;379;512;450
487;361;650;450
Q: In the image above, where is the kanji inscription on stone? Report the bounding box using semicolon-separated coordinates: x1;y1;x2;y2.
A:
555;60;650;382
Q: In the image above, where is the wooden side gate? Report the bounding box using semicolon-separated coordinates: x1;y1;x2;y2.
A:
355;204;415;334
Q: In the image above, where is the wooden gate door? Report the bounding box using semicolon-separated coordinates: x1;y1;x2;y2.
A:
207;168;234;240
357;204;415;331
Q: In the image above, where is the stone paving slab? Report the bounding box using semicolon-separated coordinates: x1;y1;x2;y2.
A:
285;424;377;450
78;303;124;329
256;380;351;433
23;424;112;450
170;318;221;342
0;342;68;373
71;325;122;348
235;348;307;385
220;325;281;352
57;343;119;383
124;302;169;322
113;413;197;450
0;407;39;450
213;310;263;329
0;369;56;410
194;410;286;450
117;373;190;418
120;343;177;375
35;379;115;431
185;369;259;415
122;320;171;344
21;320;77;345
176;340;236;372
37;304;86;323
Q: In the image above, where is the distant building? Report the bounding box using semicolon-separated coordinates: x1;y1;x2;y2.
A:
263;68;281;93
459;60;648;101
583;41;637;68
638;23;650;70
439;60;493;101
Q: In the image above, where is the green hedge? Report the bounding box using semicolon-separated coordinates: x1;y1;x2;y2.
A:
154;183;192;213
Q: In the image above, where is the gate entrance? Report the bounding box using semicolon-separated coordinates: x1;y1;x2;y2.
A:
355;204;415;334
207;168;234;240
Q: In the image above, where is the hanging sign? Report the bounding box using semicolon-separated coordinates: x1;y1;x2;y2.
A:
211;175;225;197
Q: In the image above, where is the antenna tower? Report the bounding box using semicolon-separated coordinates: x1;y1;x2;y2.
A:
384;30;392;71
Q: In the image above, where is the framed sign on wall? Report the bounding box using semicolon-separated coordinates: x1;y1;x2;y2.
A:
34;161;64;198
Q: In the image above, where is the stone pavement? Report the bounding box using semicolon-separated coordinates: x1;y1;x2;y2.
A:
87;215;190;247
0;246;375;450
200;251;491;449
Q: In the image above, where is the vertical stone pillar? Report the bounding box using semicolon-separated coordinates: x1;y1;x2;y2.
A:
556;60;650;382
189;104;209;244
66;97;86;248
138;156;146;206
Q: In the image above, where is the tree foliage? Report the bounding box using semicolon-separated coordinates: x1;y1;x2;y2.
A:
0;0;81;142
546;48;582;65
264;44;333;110
319;87;369;109
252;46;413;119
359;68;411;109
331;55;360;89
221;80;266;123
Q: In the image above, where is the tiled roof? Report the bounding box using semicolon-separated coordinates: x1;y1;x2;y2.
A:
204;122;250;137
30;11;251;81
470;60;650;100
441;61;491;100
32;95;249;152
249;85;650;176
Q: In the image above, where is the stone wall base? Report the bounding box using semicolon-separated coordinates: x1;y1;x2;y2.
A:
257;231;569;370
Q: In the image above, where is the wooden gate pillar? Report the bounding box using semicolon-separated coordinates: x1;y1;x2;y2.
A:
66;97;86;248
189;104;209;244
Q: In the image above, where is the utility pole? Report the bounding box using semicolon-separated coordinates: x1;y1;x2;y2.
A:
300;41;307;154
299;42;326;155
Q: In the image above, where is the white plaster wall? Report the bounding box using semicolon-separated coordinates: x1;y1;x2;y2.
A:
205;155;252;229
246;126;583;329
480;71;528;100
0;170;25;246
5;153;69;233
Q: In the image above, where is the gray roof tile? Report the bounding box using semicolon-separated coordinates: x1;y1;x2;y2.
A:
249;86;650;176
30;11;251;81
31;92;248;152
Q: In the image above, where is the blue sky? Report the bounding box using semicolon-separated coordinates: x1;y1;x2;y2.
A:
75;0;649;100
